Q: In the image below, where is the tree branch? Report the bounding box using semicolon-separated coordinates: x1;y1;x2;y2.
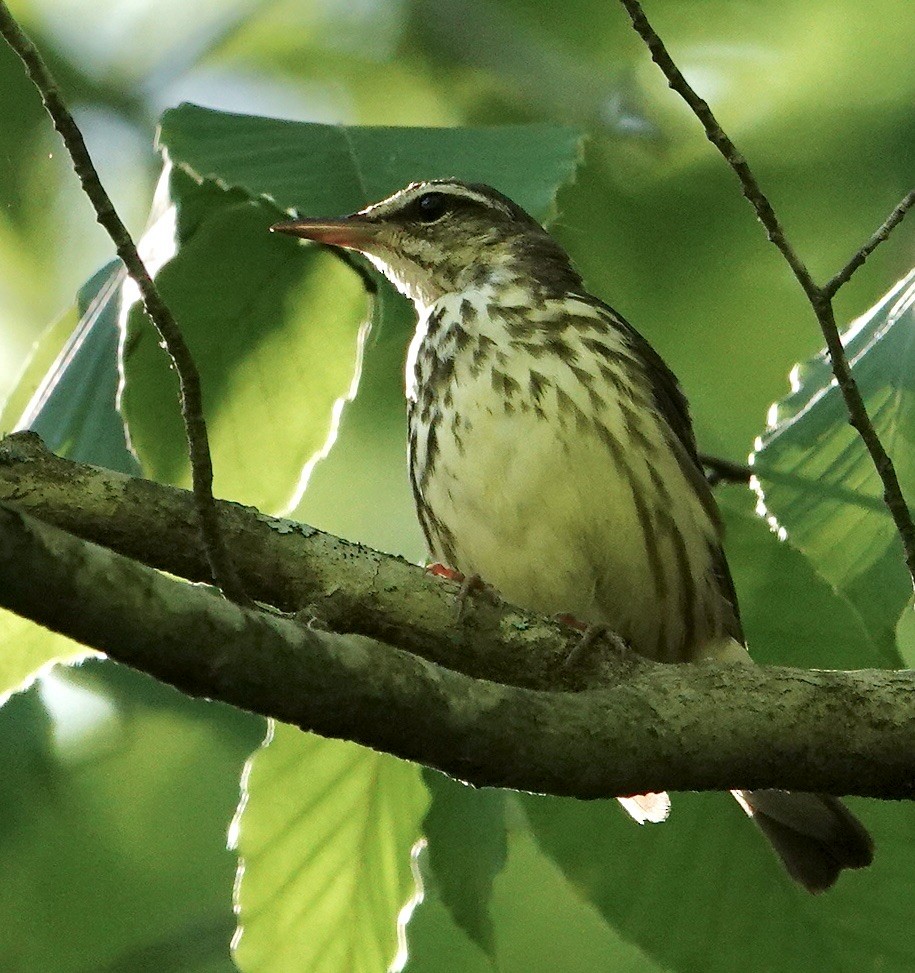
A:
0;432;601;692
618;0;915;590
699;453;752;486
1;455;914;800
0;1;246;605
824;190;915;298
1;432;914;799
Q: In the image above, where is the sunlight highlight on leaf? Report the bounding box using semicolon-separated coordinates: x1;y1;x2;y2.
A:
232;722;429;973
0;610;95;703
751;268;915;652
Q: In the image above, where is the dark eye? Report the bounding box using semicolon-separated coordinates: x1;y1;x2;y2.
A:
415;192;448;223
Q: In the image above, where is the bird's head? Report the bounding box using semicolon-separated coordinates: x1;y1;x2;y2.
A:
272;179;581;311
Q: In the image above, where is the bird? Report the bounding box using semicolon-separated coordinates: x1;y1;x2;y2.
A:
272;179;874;892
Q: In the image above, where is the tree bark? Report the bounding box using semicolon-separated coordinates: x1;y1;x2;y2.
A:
1;431;913;800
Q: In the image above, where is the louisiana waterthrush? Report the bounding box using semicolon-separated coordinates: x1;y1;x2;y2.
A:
273;179;873;892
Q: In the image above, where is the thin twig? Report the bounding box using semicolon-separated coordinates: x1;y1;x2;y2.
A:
617;0;818;298
0;2;249;604
699;453;752;486
824;189;915;298
618;0;915;589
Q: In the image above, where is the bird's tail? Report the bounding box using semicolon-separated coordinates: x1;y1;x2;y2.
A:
733;789;874;893
618;792;671;824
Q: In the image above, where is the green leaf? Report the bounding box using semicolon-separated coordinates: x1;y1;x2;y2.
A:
523;789;915;973
751;269;915;650
421;771;507;958
0;611;94;701
407;808;664;973
233;722;429;973
0;658;264;973
1;260;138;473
158;102;583;221
120;171;368;511
491;819;665;973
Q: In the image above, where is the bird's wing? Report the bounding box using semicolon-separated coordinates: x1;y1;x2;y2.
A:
584;298;746;644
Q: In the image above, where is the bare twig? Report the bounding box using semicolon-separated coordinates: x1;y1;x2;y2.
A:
699;453;752;486
617;0;816;295
824;189;915;298
618;0;915;589
0;2;248;604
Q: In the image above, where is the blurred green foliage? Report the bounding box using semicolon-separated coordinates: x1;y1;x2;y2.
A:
1;1;914;972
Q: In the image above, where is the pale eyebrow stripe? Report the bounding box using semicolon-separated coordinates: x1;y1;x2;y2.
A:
360;183;512;218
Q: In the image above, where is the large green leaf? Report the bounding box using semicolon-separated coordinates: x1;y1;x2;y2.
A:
158;102;583;221
0;658;264;973
406;806;664;973
232;722;429;973
751;269;915;651
119;171;368;512
421;770;507;958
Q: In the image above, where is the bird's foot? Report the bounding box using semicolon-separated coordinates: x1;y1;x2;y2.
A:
556;616;629;669
425;562;465;582
555;612;588;632
425;563;497;620
293;604;332;631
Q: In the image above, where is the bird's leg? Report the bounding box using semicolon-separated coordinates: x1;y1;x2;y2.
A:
557;616;630;669
425;562;465;582
425;563;498;620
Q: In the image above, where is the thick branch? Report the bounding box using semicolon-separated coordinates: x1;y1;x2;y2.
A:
2;496;915;800
0;2;245;604
0;432;600;692
1;432;914;799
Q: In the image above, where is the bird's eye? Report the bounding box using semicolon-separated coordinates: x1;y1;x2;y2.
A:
415;192;448;223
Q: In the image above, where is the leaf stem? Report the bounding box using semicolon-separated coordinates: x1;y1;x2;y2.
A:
618;0;915;588
0;1;249;605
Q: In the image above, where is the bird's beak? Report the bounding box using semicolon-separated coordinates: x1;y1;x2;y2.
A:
270;216;382;252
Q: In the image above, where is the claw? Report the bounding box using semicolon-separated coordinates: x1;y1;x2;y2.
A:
558;618;629;669
425;563;497;620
